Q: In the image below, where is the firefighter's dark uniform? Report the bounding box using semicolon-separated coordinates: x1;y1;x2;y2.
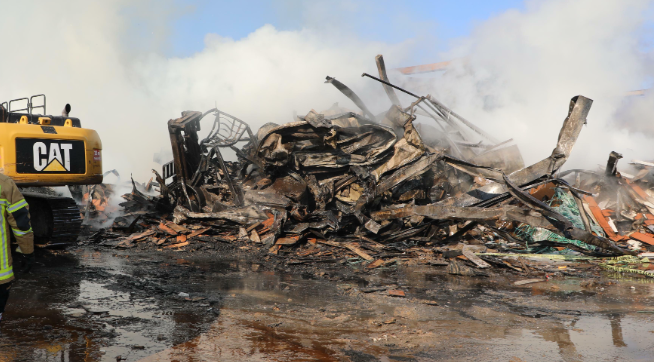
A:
0;173;34;321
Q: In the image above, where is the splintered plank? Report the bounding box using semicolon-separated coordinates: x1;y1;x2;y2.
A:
366;259;385;269
317;239;342;248
128;230;156;242
158;222;178;236
297;248;320;257
514;279;545;286
631;232;654;246
316;239;374;260
164;241;189;249
116;230;156;248
344;242;374;261
583;195;618;239
462;246;490;268
626;179;652;201
188;227;211;239
246;222;261;232
166;222;190;234
269;244;282;255
261;213;275;230
249;230;261;243
275;235;301;246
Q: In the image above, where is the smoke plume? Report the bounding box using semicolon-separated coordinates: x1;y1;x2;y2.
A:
423;0;654;170
1;0;654;183
0;0;410;181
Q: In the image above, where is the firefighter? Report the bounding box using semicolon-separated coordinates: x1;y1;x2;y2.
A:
0;173;34;323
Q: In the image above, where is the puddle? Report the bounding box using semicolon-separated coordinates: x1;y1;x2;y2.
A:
484;314;654;361
3;249;654;361
135;263;654;361
70;280;169;361
0;252;214;362
138;309;346;362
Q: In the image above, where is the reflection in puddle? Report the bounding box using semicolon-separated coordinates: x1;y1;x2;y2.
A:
5;250;654;361
139;265;654;361
485;314;654;361
0;253;212;362
137;309;345;362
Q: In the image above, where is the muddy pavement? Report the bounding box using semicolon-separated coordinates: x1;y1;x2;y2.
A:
2;247;654;361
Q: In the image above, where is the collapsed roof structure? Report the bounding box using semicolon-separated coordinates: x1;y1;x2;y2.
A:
84;55;654;279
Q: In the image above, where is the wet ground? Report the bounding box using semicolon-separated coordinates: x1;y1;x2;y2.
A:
2;246;654;361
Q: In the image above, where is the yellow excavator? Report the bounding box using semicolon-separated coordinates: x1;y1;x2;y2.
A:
0;94;102;243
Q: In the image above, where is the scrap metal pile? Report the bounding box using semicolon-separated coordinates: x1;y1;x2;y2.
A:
86;55;654;276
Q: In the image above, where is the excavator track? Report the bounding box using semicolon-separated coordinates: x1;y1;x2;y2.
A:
22;192;82;244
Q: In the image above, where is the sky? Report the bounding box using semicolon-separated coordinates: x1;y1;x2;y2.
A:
168;0;525;61
2;0;654;184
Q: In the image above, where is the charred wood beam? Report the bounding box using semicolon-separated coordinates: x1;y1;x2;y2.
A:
325;76;377;121
375;55;402;107
605;151;623;177
168;113;204;209
512;95;593;185
152;169;169;199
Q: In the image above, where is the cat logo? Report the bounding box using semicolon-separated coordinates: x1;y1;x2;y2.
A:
16;138;85;174
33;142;73;171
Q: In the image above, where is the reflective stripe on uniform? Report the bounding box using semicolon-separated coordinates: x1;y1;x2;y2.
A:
12;228;32;236
8;199;27;213
0;184;7;271
0;203;6;271
0;266;13;281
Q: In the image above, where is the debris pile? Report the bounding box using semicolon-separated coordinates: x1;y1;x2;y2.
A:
71;179;119;226
85;55;654;278
564;155;654;251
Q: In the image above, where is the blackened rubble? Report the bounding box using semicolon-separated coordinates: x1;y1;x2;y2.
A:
84;55;654;280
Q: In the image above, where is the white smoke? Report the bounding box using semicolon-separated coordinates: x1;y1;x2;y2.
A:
419;0;654;170
0;0;410;181
2;0;654;183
